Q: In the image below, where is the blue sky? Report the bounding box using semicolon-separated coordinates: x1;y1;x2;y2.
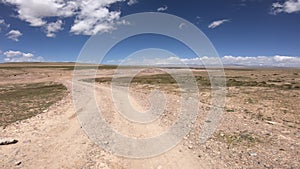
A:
0;0;300;66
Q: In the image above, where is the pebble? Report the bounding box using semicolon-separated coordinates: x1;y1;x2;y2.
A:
0;138;18;145
248;152;257;156
265;121;276;125
15;161;22;166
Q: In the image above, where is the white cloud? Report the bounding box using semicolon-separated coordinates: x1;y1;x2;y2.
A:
3;50;44;62
22;52;34;58
157;5;168;12
1;0;124;36
3;50;22;57
1;0;76;26
6;30;22;41
70;1;122;35
0;18;10;32
106;55;300;67
45;20;63;37
127;0;138;6
272;0;300;14
0;19;8;26
187;55;300;67
208;19;230;29
223;55;300;67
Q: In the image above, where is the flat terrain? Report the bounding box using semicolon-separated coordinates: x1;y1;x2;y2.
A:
0;63;299;168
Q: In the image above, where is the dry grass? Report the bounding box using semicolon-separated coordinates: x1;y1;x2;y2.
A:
0;82;67;127
89;71;300;90
214;131;261;146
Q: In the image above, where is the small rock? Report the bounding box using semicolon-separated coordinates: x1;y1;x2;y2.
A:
15;161;22;166
295;132;300;138
188;145;193;149
265;121;276;125
248;152;257;156
0;138;18;145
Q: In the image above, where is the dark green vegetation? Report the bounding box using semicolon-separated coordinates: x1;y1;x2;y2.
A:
0;82;67;127
90;72;300;90
89;74;197;86
89;74;178;85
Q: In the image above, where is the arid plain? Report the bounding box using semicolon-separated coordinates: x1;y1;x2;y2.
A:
0;63;299;169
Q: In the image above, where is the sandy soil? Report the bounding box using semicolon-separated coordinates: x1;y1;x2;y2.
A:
0;64;299;169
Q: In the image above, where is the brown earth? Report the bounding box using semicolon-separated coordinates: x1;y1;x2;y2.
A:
0;63;299;169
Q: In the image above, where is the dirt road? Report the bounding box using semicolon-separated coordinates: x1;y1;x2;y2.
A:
1;75;212;169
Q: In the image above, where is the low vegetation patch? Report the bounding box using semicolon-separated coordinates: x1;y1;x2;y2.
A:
0;82;67;127
215;131;261;146
89;74;177;85
88;73;300;90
